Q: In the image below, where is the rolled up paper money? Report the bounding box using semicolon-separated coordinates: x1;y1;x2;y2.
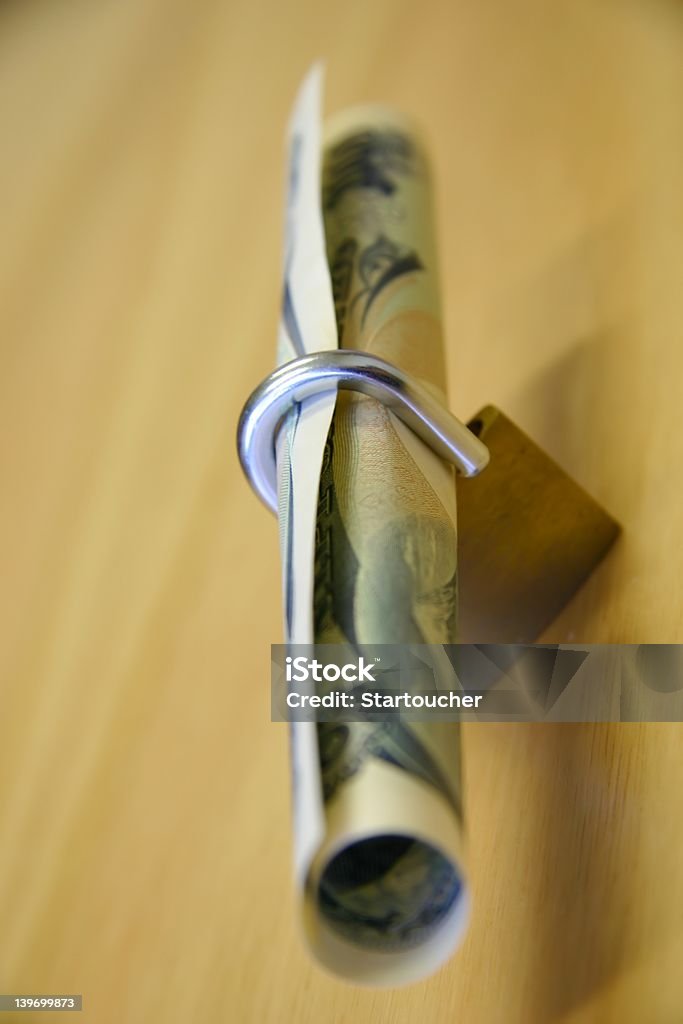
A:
275;66;467;986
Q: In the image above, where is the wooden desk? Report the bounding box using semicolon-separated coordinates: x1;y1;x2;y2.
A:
0;1;681;1021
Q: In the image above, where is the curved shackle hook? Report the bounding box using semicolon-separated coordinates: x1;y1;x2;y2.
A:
236;349;490;514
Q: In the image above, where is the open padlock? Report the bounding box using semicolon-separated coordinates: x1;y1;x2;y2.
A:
237;350;620;645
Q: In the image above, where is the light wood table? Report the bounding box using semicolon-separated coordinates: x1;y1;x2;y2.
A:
1;1;682;1021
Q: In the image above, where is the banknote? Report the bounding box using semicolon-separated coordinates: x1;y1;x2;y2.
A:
274;65;337;892
275;68;468;985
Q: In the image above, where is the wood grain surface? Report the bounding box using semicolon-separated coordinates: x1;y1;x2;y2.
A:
0;1;682;1021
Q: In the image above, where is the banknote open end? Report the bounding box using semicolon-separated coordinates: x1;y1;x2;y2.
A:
318;834;460;950
306;832;468;985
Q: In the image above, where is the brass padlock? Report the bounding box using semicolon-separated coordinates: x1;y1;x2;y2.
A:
458;406;620;643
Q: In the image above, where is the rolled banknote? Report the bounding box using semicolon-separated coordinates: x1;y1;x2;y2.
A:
275;67;467;985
